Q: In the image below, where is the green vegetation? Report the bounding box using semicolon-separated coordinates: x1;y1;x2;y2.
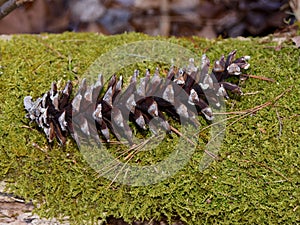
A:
0;32;299;224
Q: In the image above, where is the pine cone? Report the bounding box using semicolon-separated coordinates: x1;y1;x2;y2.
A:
24;50;250;146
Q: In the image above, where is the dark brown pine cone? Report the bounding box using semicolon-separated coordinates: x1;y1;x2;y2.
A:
24;50;250;146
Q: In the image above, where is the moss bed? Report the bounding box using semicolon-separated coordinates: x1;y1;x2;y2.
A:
0;32;299;224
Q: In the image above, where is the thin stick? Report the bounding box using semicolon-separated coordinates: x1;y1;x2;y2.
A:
107;134;168;186
21;125;36;131
242;160;291;182
123;138;151;160
275;108;283;138
196;114;241;134
39;40;65;58
202;86;293;159
216;191;237;200
0;0;34;20
170;125;196;146
32;142;47;153
108;134;165;187
170;126;219;158
242;74;276;82
108;147;139;187
0;0;8;6
96;145;136;178
242;91;260;96
97;136;161;179
213;85;293;116
204;110;253;154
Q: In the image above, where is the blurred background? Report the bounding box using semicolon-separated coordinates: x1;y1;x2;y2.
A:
0;0;298;38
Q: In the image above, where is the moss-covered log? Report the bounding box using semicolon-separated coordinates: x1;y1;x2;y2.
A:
0;32;299;224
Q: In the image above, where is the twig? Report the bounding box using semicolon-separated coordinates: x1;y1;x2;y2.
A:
242;160;291;182
0;0;34;20
196;114;241;134
41;41;65;58
242;74;276;82
216;191;237;200
108;147;139;187
96;145;134;178
242;91;260;96
170;126;218;158
170;125;196;146
293;205;299;212
20;125;36;132
32;59;52;74
201;86;293;159
0;0;8;6
275;108;283;138
32;142;47;153
213;85;293;116
107;133;171;186
96;137;155;181
266;180;287;184
123;138;152;160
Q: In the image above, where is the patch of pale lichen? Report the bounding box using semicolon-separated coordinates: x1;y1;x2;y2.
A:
0;32;299;224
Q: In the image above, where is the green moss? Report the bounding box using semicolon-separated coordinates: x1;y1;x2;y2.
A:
0;32;299;224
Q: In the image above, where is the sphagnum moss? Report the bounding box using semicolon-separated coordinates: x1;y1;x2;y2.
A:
0;32;299;224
